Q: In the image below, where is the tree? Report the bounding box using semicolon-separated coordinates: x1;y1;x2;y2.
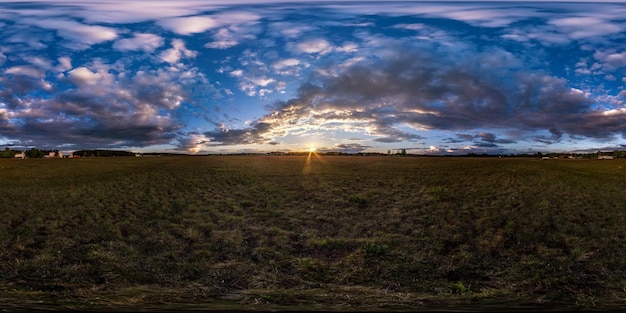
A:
0;147;14;158
26;148;44;158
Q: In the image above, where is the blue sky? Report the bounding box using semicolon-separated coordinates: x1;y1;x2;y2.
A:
1;1;626;154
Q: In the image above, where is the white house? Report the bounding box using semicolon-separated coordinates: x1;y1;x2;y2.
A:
598;155;614;160
14;151;25;159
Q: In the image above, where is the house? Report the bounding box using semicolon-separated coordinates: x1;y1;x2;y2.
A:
14;151;25;159
598;155;614;160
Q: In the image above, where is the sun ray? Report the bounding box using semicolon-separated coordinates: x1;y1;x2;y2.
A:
303;145;323;174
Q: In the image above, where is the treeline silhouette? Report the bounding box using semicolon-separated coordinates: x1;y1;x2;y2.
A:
73;150;135;157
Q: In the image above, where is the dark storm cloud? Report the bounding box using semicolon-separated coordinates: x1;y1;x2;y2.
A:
447;132;516;145
456;134;475;141
549;127;564;139
326;143;371;154
473;142;499;148
476;132;516;144
202;121;273;146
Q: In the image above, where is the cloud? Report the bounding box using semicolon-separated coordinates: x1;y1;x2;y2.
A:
451;132;516;145
204;28;241;49
202;12;261;49
593;50;626;71
0;49;217;150
56;57;72;72
5;65;44;78
202;121;274;146
435;7;539;27
328;143;371;153
273;58;301;70
294;38;333;54
159;11;260;36
269;22;317;39
158;16;218;35
6;1;219;24
3;1;626;153
22;18;117;49
159;39;197;64
68;67;107;86
393;23;425;31
201;40;621;146
548;17;622;39
113;33;164;52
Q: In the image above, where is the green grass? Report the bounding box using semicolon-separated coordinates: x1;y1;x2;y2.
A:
1;156;626;311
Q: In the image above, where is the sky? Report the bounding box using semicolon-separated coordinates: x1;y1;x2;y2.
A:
1;1;626;155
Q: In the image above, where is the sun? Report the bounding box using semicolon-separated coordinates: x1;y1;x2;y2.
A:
307;146;317;153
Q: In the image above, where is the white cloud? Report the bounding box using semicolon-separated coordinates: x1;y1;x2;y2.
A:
251;77;275;87
238;76;277;96
500;33;526;42
273;58;300;70
598;51;626;70
427;6;542;27
336;42;358;53
204;28;239;49
159;16;218;35
203;12;261;49
295;38;333;54
159;39;197;64
73;1;220;23
549;16;622;39
214;11;260;24
230;69;243;77
527;30;571;45
393;23;425;31
57;57;72;72
68;67;104;86
22;18;117;49
340;56;366;68
23;56;52;70
205;40;239;49
5;65;44;78
551;17;604;28
269;22;316;38
114;33;164;52
5;33;49;49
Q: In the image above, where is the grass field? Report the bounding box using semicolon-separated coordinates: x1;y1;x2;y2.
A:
1;155;626;311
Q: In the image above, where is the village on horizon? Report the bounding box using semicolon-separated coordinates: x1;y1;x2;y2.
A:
1;147;624;160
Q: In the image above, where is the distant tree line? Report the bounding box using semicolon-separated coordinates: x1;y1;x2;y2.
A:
73;149;135;157
0;147;57;158
0;148;14;158
1;148;137;158
5;147;626;159
500;150;626;159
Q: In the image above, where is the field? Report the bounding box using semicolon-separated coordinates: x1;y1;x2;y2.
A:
1;155;626;311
